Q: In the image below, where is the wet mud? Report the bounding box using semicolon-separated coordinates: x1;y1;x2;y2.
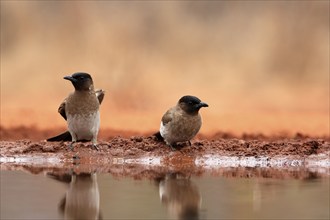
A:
1;126;329;178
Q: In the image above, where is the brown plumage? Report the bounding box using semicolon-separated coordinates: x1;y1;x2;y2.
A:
58;89;104;121
158;95;208;148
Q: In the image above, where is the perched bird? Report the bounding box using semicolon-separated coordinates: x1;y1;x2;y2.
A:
47;72;104;150
155;95;208;149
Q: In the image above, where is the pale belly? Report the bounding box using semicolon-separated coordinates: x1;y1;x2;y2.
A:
67;112;100;141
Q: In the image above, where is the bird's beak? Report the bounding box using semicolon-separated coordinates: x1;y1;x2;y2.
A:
63;75;76;82
198;102;209;108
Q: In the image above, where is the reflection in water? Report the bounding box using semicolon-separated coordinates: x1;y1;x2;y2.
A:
1;168;329;219
47;172;101;220
158;173;202;220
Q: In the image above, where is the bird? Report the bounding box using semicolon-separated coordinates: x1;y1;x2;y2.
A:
47;72;104;151
155;95;208;149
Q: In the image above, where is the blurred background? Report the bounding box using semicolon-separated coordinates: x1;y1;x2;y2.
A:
1;1;329;136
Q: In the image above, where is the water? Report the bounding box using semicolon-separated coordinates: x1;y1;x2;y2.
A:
1;169;329;220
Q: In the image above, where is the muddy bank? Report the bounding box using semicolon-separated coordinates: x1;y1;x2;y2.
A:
1;135;329;158
1;126;329;177
1;136;329;171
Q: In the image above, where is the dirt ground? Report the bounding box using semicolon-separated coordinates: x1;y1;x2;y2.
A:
1;126;329;179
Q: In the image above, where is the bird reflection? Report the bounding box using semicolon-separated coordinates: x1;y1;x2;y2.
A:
158;173;201;220
47;172;102;220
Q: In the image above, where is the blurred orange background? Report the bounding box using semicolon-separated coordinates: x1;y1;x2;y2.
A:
1;1;329;136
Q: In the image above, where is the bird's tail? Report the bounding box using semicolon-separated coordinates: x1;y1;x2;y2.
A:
154;131;164;141
47;131;72;142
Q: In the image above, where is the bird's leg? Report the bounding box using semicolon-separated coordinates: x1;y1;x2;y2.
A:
188;141;192;146
91;138;99;151
165;140;176;151
69;133;77;151
69;141;75;151
170;145;176;151
92;143;99;151
168;143;177;151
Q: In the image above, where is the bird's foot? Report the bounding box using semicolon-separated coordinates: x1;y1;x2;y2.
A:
92;144;99;151
169;144;178;151
69;142;75;151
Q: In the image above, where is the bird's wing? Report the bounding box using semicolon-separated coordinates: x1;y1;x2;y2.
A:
57;90;104;121
95;89;105;104
58;99;67;120
161;108;174;125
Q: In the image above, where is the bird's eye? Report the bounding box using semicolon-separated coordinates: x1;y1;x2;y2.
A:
80;76;84;80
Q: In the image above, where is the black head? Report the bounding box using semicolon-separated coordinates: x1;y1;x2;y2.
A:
178;95;208;114
64;72;94;91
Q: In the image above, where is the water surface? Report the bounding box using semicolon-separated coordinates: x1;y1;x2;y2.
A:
1;169;329;219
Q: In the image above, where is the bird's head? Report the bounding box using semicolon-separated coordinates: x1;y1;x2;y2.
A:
64;72;94;91
178;95;208;115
